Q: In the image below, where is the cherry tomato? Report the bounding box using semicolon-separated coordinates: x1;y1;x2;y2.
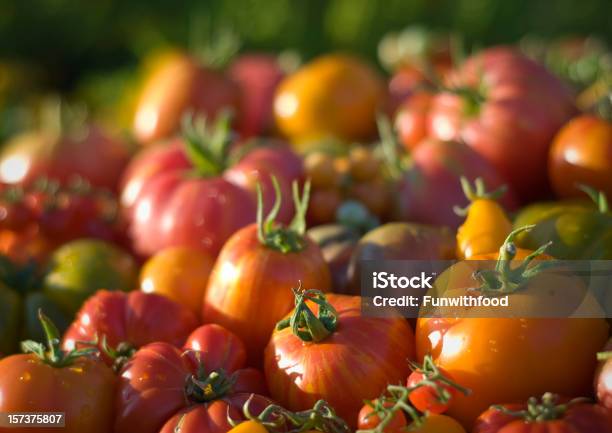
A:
407;368;457;414
358;401;407;433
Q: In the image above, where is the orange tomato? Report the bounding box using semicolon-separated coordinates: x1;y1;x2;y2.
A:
140;246;214;318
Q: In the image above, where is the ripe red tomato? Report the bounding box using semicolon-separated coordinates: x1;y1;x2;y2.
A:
264;291;415;427
62;290;199;368
120;118;303;257
473;394;612;433
595;339;612;410
0;312;115;433
407;367;457;414
428;47;576;201
132;50;239;144
0;124;130;192
358;401;408;433
549;114;612;199
115;337;270;433
395;91;433;150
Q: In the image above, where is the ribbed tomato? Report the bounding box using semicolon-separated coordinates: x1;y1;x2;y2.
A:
264;290;415;427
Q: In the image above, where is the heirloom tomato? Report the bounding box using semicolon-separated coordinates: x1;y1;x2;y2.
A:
595;339;612;409
0;311;115;433
473;393;612;433
132;49;239;144
416;227;609;427
428;47;576;201
264;290;415;427
203;181;330;365
140;246;214;317
115;325;270;433
549;114;612;199
62;290;198;370
120;115;303;257
274;54;385;146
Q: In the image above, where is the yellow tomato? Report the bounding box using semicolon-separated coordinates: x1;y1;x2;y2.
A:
228;420;269;433
456;198;512;259
409;414;466;433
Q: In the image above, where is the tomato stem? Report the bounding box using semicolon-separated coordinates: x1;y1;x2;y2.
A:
492;393;590;422
276;286;338;343
184;351;237;403
598;351;612;361
577;184;609;213
453;176;507;216
182;111;234;177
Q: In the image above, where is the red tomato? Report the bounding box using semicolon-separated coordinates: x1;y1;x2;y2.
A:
473;394;612;433
397;138;518;228
595;339;612;410
120;120;303;257
428;47;576;201
62;290;199;368
395;91;433;150
358;401;408;433
407;368;457;414
264;291;415;427
184;324;247;374
0;125;130;191
0;312;115;433
115;339;270;433
549;114;612;199
228;54;285;138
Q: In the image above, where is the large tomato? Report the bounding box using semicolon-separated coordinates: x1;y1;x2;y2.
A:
549;114;612;199
264;290;415;427
274;54;385;146
473;393;612;433
132;50;239;144
0;124;130;191
203;182;330;365
428;47;576;201
62;290;199;369
120;116;303;257
0;312;115;433
416;228;609;427
115;324;270;433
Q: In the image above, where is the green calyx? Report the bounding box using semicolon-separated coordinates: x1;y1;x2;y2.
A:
492;393;588;422
376;115;407;181
578;184;609;213
21;309;98;368
453;176;507;216
185;352;237;403
229;395;350;433
598;351;612;361
257;178;310;254
276;287;338;343
473;225;555;295
182;111;234;177
100;336;136;373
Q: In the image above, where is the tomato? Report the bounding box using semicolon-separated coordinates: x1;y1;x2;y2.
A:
115;334;270;433
595;339;612;409
120;117;303;257
307;188;343;225
0;312;115;433
409;414;466;433
203;182;331;365
549;114;612;199
62;290;199;369
395;91;433;150
473;393;612;433
274;54;385;146
140;246;214;318
358;401;408;433
428;47;576;201
43;238;138;315
184;324;247;373
394;138;518;228
0;124;130;192
228;54;285;138
407;369;457;414
264;290;415;427
132;50;239;144
416;228;610;427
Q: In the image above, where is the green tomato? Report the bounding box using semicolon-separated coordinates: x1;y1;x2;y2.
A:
43;239;137;315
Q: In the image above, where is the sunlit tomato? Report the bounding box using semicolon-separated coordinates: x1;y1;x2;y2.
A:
428;47;576;201
132;50;239;144
0;124;130;191
274;54;385;146
139;246;214;318
595;338;612;409
184;324;247;374
115;340;270;433
358;401;407;433
473;394;612;433
62;290;199;368
264;291;415;427
407;368;457;414
0;313;115;433
549;114;612;199
395;91;433;150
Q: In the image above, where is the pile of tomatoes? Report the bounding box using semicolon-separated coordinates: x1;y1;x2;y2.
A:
0;28;611;433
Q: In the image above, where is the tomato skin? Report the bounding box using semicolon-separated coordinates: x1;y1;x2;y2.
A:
428;47;576;201
410;414;466;433
473;402;612;433
456;198;512;259
184;324;247;374
395;91;433;150
140;246;214;318
549;115;612;200
264;294;415;427
62;290;199;365
227;420;269;433
357;401;407;433
274;54;385;145
203;224;331;365
115;342;270;433
0;354;115;433
595;339;612;409
407;369;457;414
132;51;239;144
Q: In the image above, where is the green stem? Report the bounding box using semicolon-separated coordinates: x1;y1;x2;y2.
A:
492;393;590;422
577;184;609;213
453;176;507;216
598;351;612;361
276;287;338;343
